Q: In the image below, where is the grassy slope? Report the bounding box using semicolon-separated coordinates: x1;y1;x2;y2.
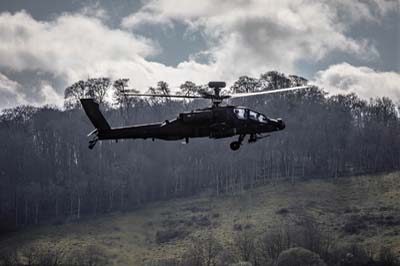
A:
1;172;400;265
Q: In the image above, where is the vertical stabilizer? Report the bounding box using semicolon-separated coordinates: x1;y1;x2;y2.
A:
80;99;111;131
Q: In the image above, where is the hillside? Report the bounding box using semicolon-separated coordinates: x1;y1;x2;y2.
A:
2;73;399;236
1;172;400;265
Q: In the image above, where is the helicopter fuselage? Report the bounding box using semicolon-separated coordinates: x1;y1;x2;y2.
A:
80;81;309;150
80;80;309;150
96;105;285;143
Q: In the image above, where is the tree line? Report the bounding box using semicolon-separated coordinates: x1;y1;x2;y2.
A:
0;71;399;233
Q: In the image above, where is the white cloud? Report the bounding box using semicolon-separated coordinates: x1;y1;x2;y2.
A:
314;63;400;102
0;73;27;109
80;1;109;20
0;9;236;103
0;73;20;94
121;0;390;76
0;73;26;109
39;81;64;107
328;0;398;23
0;73;67;110
0;11;156;83
0;10;227;103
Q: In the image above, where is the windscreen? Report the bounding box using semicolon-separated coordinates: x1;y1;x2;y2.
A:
234;108;268;123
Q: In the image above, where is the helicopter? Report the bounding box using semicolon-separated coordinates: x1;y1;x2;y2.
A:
80;81;309;151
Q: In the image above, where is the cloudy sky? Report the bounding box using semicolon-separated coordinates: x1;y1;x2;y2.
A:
0;0;399;109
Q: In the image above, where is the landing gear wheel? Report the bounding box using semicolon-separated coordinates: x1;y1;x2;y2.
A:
230;141;241;151
248;134;257;143
88;139;98;150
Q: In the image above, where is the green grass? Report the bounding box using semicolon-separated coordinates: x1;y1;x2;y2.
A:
1;172;400;265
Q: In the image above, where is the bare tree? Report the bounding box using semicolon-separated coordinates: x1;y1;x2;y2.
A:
64;80;86;109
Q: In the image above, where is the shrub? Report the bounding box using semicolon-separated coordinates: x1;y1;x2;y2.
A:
66;245;109;266
233;224;242;231
276;247;327;266
257;228;291;262
376;247;400;266
144;258;180;266
192;215;211;227
234;229;256;262
256;212;334;264
180;235;225;266
183;206;210;213
229;262;252;266
291;213;333;258
276;208;290;215
156;229;188;244
22;247;64;266
0;244;108;266
0;248;18;266
327;244;373;266
212;213;220;218
343;215;368;234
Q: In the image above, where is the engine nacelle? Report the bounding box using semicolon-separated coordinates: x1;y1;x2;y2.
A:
180;111;213;123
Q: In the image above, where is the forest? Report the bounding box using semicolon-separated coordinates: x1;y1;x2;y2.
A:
0;71;399;233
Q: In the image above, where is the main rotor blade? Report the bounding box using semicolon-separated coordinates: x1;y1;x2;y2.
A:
122;93;203;99
229;85;311;98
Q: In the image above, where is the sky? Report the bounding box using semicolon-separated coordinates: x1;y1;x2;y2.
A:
0;0;399;109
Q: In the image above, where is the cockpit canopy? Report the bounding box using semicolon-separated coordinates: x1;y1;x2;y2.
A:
233;108;268;123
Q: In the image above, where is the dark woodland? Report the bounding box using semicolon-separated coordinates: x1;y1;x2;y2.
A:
0;71;399;233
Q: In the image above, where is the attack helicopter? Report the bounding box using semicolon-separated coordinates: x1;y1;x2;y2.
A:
80;81;309;151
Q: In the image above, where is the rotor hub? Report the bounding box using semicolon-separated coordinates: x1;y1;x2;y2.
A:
208;81;226;107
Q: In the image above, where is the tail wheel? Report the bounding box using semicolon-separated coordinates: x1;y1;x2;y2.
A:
88;139;98;149
230;141;241;151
